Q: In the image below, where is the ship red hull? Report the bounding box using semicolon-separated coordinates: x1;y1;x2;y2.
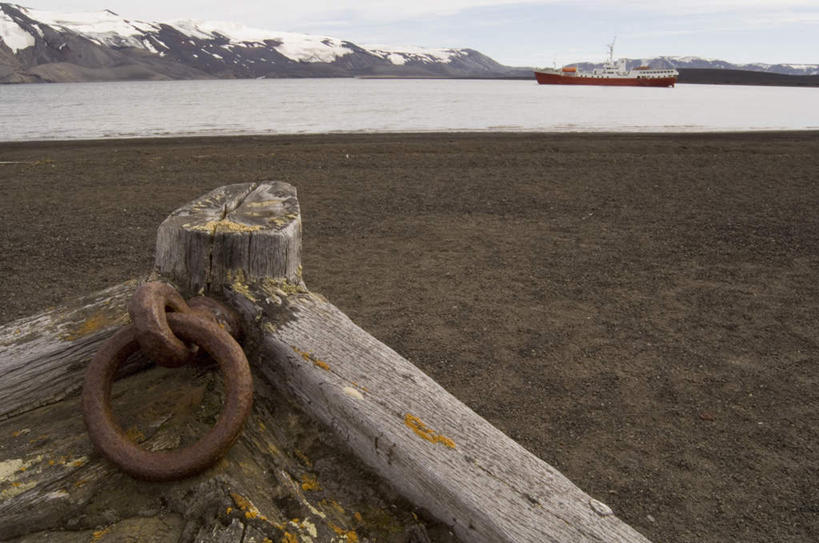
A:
535;71;676;87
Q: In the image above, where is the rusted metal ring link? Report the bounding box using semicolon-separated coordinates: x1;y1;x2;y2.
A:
82;312;253;481
128;282;196;368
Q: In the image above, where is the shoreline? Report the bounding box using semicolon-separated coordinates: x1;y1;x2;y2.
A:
2;128;819;147
1;132;817;543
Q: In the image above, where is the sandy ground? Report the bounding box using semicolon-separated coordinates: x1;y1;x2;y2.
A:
1;132;817;543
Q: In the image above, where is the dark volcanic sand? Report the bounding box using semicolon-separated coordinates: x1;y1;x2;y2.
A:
1;132;817;543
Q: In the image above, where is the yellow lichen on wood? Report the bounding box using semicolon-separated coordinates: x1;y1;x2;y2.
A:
329;524;359;542
262;277;307;297
230;491;266;521
301;473;321;491
0;455;42;480
71;456;88;468
244;198;286;208
404;414;456;449
60;308;129;341
0;480;35;500
229;277;257;302
188;218;265;233
292;346;330;371
294;449;312;468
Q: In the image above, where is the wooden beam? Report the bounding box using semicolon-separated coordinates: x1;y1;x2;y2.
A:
0;281;144;421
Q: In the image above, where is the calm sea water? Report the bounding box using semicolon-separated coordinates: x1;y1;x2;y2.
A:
1;78;817;141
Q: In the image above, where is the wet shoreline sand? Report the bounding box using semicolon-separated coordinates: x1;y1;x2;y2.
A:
1;132;817;542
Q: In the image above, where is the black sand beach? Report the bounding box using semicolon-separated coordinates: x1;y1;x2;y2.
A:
1;132;817;542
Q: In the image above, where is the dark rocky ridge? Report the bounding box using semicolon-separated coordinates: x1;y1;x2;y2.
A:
678;68;819;87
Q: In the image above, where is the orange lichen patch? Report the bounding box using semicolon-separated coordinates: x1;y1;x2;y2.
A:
60;308;129;341
230;492;267;522
11;428;30;438
292;346;330;371
226;507;233;515
330;524;359;542
350;382;369;393
404;414;456;449
301;473;321;491
281;533;299;543
294;449;313;468
91;528;109;541
354;512;363;523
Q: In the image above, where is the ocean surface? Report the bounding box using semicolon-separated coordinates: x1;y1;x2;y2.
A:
1;78;817;141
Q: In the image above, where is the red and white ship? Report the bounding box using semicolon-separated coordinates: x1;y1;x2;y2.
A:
535;42;678;87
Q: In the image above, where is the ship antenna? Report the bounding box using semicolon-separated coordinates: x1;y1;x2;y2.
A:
608;37;616;64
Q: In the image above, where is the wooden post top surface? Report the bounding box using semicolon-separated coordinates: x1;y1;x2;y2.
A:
155;181;302;296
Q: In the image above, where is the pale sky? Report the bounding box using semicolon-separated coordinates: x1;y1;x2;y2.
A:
13;1;819;66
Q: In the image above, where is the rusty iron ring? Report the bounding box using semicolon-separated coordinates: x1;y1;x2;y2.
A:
128;282;196;368
82;312;253;481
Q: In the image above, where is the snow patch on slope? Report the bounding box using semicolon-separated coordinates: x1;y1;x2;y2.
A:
366;44;463;65
16;5;157;49
171;20;352;63
0;11;34;52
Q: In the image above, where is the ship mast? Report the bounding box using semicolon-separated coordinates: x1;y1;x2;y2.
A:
607;37;616;65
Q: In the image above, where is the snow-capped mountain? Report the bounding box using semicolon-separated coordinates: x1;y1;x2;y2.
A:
572;56;819;76
0;3;526;83
2;3;816;84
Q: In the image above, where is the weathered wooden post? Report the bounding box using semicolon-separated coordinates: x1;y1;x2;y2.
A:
0;181;651;542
